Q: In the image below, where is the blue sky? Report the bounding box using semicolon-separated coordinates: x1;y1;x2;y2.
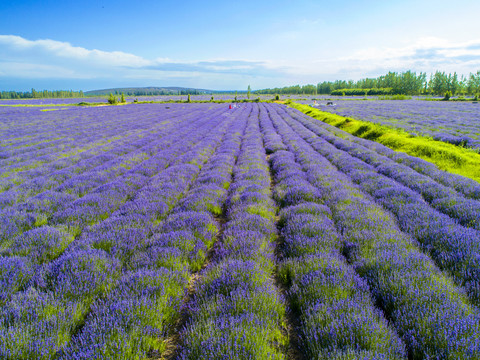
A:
1;0;480;91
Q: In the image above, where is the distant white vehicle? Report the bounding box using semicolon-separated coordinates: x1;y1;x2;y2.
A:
311;101;336;107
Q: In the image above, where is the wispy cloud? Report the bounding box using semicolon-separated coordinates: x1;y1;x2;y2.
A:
0;35;287;86
1;34;479;90
140;59;286;76
317;37;480;78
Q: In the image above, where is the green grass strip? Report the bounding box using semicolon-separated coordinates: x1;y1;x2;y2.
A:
288;102;480;183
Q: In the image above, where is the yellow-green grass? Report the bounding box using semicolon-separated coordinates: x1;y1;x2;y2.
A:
288;102;480;184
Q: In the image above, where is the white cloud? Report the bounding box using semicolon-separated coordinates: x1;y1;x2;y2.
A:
320;37;480;78
0;34;287;87
0;34;479;89
0;35;151;67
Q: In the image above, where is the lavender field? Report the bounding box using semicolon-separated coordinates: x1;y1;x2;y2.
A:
317;100;480;149
1;102;480;359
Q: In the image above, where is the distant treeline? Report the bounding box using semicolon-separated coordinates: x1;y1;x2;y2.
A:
109;90;177;96
0;89;84;99
255;70;480;96
93;89;207;96
85;87;212;96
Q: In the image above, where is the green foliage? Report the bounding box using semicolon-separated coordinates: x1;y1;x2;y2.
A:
107;93;118;105
247;85;251;99
443;91;452;101
275;94;280;101
253;70;480;96
120;92;126;103
210;96;214;101
331;88;394;96
187;94;191;103
0;89;84;99
377;94;412;100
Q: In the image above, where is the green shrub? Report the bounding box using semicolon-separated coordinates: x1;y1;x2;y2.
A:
331;88;394;96
107;93;117;105
443;91;452;101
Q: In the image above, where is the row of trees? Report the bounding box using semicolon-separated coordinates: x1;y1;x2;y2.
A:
0;89;84;99
255;70;480;96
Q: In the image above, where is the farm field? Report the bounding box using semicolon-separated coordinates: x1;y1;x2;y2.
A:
314;99;480;149
1;102;480;359
0;94;312;106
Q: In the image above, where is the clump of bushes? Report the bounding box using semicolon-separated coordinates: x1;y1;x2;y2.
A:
331;88;394;96
442;91;452;101
107;93;117;105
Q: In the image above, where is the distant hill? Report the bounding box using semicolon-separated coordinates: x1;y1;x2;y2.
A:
84;87;215;96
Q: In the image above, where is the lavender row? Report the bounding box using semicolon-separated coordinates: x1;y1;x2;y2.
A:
284;107;480;230
277;105;480;303
177;106;288;359
0;109;216;248
0;105;148;168
0;103;206;194
1;105;221;220
0;104;203;196
58;108;250;359
0;108;227;307
62;103;251;359
288;106;480;200
0;104;176;147
50;108;227;231
259;107;407;359
0;107;241;358
266;103;480;359
2;129;161;205
320;100;480;149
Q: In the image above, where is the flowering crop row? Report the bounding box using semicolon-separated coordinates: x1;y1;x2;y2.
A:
267;149;406;358
0;104;208;202
286;107;480;229
176;106;288;359
279;106;480;303
319;100;480;149
0;107;225;255
1;102;479;359
58;106;251;359
0;105;166;180
265;103;480;359
0;105;243;358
